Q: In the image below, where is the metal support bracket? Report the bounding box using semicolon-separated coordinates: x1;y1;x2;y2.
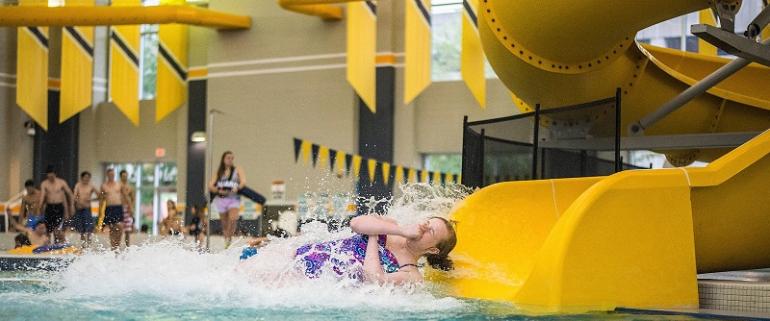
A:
692;24;770;67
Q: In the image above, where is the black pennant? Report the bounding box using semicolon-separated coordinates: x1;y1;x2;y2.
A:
345;154;353;176
293;138;302;163
311;144;320;167
329;149;338;172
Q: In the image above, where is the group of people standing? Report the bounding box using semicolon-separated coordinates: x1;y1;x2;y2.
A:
13;166;135;251
12;150;250;251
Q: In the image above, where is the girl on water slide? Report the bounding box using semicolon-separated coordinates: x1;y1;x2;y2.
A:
242;215;457;285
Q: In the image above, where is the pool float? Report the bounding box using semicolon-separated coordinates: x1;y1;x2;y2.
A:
7;243;79;255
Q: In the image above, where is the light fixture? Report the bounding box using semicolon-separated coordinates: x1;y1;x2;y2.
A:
24;120;35;137
190;131;206;143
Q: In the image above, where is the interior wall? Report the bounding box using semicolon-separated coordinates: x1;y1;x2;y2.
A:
207;0;357;201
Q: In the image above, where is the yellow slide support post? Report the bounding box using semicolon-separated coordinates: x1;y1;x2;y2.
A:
436;0;770;314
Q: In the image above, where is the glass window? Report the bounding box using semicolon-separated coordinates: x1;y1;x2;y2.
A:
423;153;462;174
140;0;160;100
431;1;462;81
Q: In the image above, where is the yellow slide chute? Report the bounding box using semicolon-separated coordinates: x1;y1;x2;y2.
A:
440;0;770;313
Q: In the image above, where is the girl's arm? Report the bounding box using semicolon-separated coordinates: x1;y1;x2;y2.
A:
362;235;422;285
349;215;426;239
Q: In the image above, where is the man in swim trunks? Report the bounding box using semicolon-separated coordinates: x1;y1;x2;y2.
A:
119;170;135;247
37;166;74;244
101;168;126;251
73;171;99;247
21;179;42;229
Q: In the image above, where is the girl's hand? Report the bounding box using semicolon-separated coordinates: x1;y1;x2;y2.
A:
401;222;428;240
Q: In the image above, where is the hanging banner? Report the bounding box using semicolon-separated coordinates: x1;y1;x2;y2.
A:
311;144;320;167
156;0;189;122
108;0;141;125
408;168;417;183
300;140;312;165
352;155;363;177
461;0;485;108
60;0;95;123
382;162;391;185
404;0;431;104
367;158;377;183
317;146;330;169
16;0;49;130
394;165;404;184
347;1;377;112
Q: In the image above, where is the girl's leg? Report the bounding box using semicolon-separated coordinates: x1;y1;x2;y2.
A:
220;211;231;248
227;207;239;245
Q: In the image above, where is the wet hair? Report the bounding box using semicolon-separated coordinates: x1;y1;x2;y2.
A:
106;167;115;173
24;179;34;188
425;217;457;271
80;171;91;178
45;165;56;174
120;170;128;176
216;151;235;179
14;233;31;248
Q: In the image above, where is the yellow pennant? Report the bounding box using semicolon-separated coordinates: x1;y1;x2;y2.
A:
457;174;462;184
698;10;718;56
420;170;429;183
382;162;391;185
335;149;347;175
461;0;485;108
157;0;189;122
317;146;330;169
408;168;417;183
352;155;363;178
16;0;49;130
109;0;141;125
346;1;377;112
404;0;431;104
59;0;95;124
433;171;442;185
394;165;404;184
300;140;312;165
367;159;377;183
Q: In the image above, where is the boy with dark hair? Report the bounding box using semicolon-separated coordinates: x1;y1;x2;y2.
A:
73;171;99;247
21;179;42;229
38;166;74;244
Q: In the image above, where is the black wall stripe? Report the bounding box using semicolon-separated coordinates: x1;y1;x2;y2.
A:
27;27;49;48
110;31;139;67
365;0;376;15
463;0;478;27
65;26;94;57
414;0;431;26
159;43;188;81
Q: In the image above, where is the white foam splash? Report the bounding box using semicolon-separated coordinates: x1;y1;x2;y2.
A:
46;184;471;312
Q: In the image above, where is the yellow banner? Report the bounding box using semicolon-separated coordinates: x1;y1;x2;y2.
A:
420;170;429;183
317;146;330;169
408;168;417;183
352;155;363;178
367;158;377;183
300;140;312;165
382;162;391;185
346;1;377;112
157;0;189;122
335;149;347;175
394;165;404;184
109;0;141;125
432;171;442;185
16;0;49;130
404;0;431;104
461;0;485;108
59;0;95;124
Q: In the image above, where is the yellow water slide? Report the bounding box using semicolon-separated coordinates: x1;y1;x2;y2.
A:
439;0;770;313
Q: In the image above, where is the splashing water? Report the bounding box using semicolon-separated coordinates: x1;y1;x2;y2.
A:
0;184;484;320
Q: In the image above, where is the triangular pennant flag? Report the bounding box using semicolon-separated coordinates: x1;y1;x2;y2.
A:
367;159;377;184
408;168;417;183
293;138;302;163
311;144;321;167
433;171;442;185
336;150;347;175
395;165;404;184
318;146;329;169
382;162;391;185
421;170;429;183
329;149;338;172
458;174;462;184
352;155;363;178
416;170;423;183
441;173;447;185
345;153;353;176
300;140;312;165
